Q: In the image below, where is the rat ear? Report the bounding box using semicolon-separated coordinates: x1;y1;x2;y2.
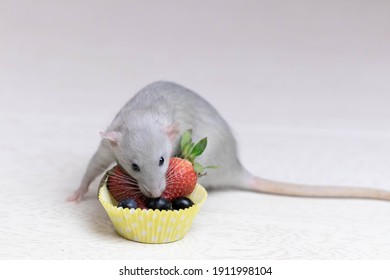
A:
166;123;180;143
100;131;121;146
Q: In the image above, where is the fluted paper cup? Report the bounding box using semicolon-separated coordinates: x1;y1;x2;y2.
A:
98;173;207;244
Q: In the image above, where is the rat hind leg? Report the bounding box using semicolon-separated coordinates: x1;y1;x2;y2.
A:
196;134;252;190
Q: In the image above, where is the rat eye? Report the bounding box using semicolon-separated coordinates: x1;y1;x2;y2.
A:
159;157;165;167
132;163;140;172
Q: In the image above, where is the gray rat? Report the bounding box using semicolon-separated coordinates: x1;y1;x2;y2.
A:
68;81;390;202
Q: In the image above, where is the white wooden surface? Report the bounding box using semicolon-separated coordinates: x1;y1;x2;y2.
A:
1;0;390;259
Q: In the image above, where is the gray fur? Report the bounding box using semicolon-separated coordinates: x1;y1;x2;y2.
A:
68;81;390;202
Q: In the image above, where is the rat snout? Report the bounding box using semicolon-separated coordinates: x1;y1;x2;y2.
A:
139;178;166;198
149;188;163;198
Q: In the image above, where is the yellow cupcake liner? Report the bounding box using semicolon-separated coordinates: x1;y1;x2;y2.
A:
98;174;207;244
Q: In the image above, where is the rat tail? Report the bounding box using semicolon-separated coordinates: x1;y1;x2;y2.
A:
247;176;390;201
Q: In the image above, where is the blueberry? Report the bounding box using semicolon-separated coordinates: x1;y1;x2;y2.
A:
146;197;172;211
172;197;194;210
117;198;138;209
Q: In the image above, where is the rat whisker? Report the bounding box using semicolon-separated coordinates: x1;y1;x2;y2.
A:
108;172;139;183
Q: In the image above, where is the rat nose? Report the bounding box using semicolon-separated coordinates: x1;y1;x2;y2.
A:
139;182;163;198
150;189;163;198
141;178;165;198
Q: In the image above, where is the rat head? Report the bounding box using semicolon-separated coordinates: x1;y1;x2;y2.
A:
101;117;179;198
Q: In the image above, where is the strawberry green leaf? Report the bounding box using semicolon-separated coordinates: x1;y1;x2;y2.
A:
182;142;194;159
204;165;219;169
180;129;192;153
190;137;207;158
193;162;204;174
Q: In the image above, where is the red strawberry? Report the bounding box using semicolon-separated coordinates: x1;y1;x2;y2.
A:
162;157;197;200
107;165;148;209
162;129;217;200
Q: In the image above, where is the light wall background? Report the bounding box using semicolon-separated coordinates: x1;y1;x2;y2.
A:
2;0;390;129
